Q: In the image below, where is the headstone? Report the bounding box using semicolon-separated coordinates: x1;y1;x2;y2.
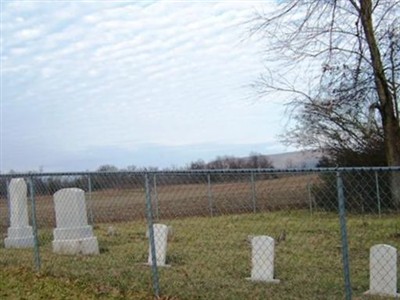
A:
146;225;173;240
365;244;399;297
4;178;34;248
148;223;169;267
52;188;99;255
248;235;280;283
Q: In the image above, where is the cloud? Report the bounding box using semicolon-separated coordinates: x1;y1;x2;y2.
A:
2;0;284;172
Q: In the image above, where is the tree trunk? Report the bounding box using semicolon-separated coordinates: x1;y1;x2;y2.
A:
359;0;400;166
359;0;400;209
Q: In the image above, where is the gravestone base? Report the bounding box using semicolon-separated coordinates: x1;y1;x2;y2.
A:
4;226;34;248
246;277;280;284
364;290;400;298
53;225;95;240
52;236;99;255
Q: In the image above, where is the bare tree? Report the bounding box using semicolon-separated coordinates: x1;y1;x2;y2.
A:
251;0;399;165
190;153;274;170
189;159;207;170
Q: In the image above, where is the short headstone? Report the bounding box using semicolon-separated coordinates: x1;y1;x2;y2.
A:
146;225;173;240
365;244;399;297
248;235;280;283
52;188;99;255
4;178;34;248
148;223;169;267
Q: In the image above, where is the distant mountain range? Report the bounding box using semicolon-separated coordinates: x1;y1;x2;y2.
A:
267;150;324;169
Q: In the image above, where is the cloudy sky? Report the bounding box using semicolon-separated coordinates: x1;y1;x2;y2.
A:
1;0;295;172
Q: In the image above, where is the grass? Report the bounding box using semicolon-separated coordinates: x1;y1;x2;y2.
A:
0;174;319;229
1;210;400;299
0;266;115;299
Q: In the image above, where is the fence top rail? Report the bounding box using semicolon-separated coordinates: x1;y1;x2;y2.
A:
1;166;400;178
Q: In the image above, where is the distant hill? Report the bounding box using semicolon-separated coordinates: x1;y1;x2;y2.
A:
267;150;324;169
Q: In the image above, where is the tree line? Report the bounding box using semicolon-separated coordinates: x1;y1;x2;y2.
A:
0;153;275;197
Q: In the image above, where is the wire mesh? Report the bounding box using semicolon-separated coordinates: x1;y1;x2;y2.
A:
0;168;399;299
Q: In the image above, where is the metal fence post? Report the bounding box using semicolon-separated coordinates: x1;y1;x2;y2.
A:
145;173;160;297
153;174;159;221
307;181;313;215
337;171;352;300
87;175;94;226
207;173;214;217
250;172;257;213
28;177;41;272
374;171;381;217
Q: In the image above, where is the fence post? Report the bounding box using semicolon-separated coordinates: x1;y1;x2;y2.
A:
337;171;352;300
87;175;94;226
28;177;41;272
374;171;381;218
207;173;214;217
144;173;160;297
307;181;313;215
153;174;159;221
250;172;257;213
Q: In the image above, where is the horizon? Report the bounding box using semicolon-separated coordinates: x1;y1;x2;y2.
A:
4;149;322;174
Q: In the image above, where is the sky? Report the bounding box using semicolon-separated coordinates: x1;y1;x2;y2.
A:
1;0;296;173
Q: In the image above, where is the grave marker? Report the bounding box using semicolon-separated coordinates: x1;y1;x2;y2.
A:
4;178;34;248
148;223;169;267
52;188;99;255
248;235;280;283
365;244;399;297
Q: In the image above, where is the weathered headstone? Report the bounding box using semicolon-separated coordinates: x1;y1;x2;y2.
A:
365;244;399;297
148;223;169;267
248;235;280;283
4;178;34;248
52;188;99;255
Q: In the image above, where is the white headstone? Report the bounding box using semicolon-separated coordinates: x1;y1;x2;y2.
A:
4;178;34;248
365;244;399;297
52;188;99;255
248;235;280;283
148;223;169;267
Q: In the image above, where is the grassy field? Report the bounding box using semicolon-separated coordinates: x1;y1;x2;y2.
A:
0;174;319;229
1;210;399;299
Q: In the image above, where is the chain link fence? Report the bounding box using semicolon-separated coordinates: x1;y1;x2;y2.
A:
0;168;399;299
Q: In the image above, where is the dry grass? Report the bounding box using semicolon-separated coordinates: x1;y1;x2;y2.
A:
1;210;399;299
0;173;320;230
